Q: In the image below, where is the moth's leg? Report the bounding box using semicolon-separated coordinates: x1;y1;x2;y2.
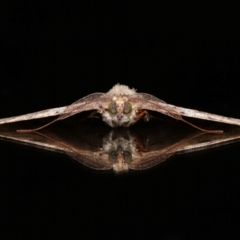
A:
78;110;100;122
136;110;167;122
143;111;151;122
90;110;101;118
134;110;149;122
17;110;101;133
145;112;176;122
17;117;61;133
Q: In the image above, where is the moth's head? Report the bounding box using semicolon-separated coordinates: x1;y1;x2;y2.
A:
101;93;137;127
108;95;132;121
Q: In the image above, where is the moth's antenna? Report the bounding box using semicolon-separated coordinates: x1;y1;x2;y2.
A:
16;116;62;133
180;118;223;134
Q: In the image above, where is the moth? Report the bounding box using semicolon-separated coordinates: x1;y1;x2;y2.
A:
1;84;240;133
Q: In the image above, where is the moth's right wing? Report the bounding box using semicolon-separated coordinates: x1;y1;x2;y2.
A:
129;93;183;120
57;93;109;120
15;93;113;132
0;93;107;125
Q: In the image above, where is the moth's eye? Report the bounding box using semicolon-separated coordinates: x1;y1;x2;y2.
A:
123;102;132;114
123;151;132;163
108;102;117;114
109;151;118;162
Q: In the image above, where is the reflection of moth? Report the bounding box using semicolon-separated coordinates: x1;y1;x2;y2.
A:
1;122;240;172
95;130;198;172
101;131;145;172
1;84;240;133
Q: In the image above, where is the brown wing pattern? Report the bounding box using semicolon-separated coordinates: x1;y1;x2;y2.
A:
69;93;105;105
17;93;110;132
66;149;112;170
129;152;174;170
58;93;107;120
34;131;113;170
129;93;183;120
135;93;166;103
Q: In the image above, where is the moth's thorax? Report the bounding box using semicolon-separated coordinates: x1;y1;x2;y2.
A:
101;94;138;127
113;95;127;119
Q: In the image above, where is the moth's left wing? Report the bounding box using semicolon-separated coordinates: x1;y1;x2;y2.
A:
129;93;183;120
129;93;240;127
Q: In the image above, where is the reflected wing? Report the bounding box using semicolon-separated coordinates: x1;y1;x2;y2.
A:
129;131;207;170
128;151;175;170
65;149;113;171
32;131;113;171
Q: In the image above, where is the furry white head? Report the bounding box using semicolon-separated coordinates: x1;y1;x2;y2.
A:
107;84;136;96
101;84;138;127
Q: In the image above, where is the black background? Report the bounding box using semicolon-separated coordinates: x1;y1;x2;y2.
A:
1;1;240;239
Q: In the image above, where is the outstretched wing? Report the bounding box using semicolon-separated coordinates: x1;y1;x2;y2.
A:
0;93;106;125
130;92;240;129
129;93;224;133
129;93;183;120
15;93;111;132
58;93;106;120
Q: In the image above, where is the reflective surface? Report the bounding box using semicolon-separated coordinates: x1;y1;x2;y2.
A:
1;119;240;239
1;119;240;172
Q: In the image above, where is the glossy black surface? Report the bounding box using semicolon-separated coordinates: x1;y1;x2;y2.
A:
1;1;240;239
